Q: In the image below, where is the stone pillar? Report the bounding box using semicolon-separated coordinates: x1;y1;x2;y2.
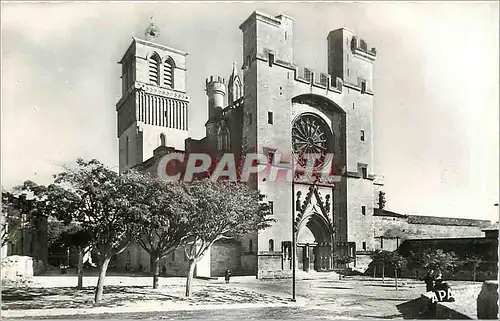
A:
477;280;498;319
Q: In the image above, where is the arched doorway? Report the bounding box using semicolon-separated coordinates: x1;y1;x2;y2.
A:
296;212;334;272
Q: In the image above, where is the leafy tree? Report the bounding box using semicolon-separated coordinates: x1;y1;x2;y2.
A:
388;252;407;290
181;179;274;297
407;250;424;279
1;190;23;248
370;250;392;282
1;181;52;250
420;249;459;277
133;175;189;289
462;254;483;282
378;191;386;210
51;159;146;303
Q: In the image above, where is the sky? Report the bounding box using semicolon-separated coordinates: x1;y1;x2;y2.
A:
1;2;499;222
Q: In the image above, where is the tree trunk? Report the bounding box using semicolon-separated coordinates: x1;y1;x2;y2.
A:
382;264;385;283
77;247;83;289
395;268;398;290
94;256;111;303
185;259;196;297
151;254;160;289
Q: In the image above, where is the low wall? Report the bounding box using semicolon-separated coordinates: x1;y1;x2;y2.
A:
258;269;293;279
1;255;34;280
257;252;292;279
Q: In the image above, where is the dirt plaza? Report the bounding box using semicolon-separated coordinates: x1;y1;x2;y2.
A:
1;274;483;319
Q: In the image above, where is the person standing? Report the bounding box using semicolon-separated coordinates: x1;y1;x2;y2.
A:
423;269;435;292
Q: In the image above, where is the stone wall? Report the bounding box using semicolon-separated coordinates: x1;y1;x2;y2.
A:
373;210;492;252
1;255;33;281
210;241;242;277
258;252;290;279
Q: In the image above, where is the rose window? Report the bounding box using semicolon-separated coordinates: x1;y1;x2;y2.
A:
292;114;332;169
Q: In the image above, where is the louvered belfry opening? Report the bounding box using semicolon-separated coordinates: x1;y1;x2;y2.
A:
164;58;174;88
148;53;160;85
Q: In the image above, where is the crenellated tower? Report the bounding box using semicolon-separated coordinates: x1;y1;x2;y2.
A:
327;28;376;93
205;76;226;151
116;21;190;172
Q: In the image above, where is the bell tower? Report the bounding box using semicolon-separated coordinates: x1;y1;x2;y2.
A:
116;20;190;172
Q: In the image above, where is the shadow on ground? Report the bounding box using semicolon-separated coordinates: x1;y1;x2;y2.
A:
396;297;441;319
1;284;290;311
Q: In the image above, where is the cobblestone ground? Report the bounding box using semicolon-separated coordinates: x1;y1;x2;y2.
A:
1;275;482;319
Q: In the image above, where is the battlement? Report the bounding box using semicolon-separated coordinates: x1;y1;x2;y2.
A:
293;65;343;92
351;36;377;58
206;75;225;85
240;11;293;31
373;175;385;186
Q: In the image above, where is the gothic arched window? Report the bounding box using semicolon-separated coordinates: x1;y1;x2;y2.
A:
164;57;175;89
160;133;166;146
218;126;231;151
269;239;274;252
148;53;161;85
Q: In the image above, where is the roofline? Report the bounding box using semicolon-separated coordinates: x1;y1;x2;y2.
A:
133;37;188;56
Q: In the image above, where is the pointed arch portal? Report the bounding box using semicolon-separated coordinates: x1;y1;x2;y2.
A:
296;211;334;272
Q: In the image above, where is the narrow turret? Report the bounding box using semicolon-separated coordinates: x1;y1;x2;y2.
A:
205;76;226;119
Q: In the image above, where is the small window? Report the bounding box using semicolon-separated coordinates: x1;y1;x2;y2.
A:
269;201;274;214
347;69;350;77
269;239;274;252
268;53;274;67
380;237;384;249
160;133;166;146
172;250;175;261
249;239;253;253
268;111;273;124
285;31;288;40
362;206;366;215
248;113;252;125
267;151;275;164
360;130;365;141
362;167;367;179
246;55;251;67
362;242;366;251
361;81;366;93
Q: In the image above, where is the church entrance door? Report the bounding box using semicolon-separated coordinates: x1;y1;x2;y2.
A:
297;243;317;272
296;212;334;272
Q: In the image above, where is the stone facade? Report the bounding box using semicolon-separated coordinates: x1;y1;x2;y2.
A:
373;209;492;251
113;11;494;279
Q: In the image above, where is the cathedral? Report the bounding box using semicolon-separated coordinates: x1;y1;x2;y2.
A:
113;11;492;278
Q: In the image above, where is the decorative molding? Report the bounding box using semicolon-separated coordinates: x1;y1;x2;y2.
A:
345;171;361;179
135;82;190;102
133;37;188;56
